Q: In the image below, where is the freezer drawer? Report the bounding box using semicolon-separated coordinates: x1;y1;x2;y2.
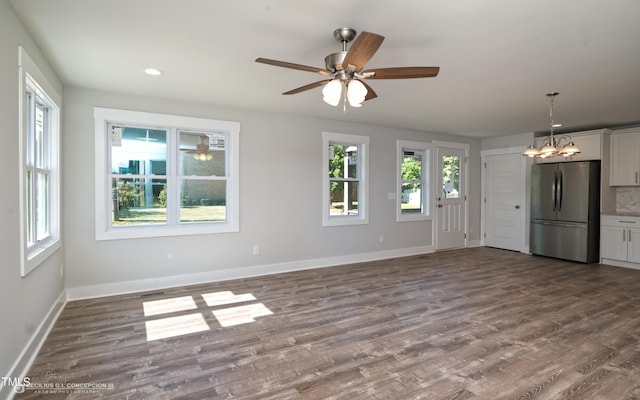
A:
531;221;599;263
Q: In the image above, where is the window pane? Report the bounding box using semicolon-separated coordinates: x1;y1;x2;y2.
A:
26;91;34;166
111;127;167;175
26;170;34;245
401;183;422;214
36;172;49;240
329;144;358;179
329;181;359;216
401;149;424;215
443;155;460;199
179;132;226;176
180;179;226;222
35;101;46;168
111;178;167;226
402;150;422;180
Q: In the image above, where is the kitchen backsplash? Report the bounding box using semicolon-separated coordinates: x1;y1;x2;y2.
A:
616;187;640;213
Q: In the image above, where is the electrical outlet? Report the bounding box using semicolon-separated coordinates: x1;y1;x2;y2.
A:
253;245;260;256
379;234;384;243
60;264;64;278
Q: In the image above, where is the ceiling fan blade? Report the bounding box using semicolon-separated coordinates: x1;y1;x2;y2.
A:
255;57;332;76
363;66;440;79
341;32;384;72
361;81;377;101
283;80;331;95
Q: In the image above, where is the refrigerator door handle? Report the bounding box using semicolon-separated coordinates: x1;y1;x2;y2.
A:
551;171;557;211
557;170;563;212
532;220;587;228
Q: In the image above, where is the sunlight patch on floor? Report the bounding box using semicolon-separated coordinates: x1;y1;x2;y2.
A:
212;303;273;327
144;313;209;341
201;291;257;307
142;295;197;316
142;291;273;341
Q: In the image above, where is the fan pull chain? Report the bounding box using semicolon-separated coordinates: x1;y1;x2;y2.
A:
342;81;347;113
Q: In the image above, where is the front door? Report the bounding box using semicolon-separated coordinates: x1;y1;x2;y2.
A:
436;146;466;250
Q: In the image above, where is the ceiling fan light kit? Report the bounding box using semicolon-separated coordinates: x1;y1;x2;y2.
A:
322;79;342;106
523;92;581;159
256;27;440;108
194;142;213;161
186;135;214;161
347;79;367;107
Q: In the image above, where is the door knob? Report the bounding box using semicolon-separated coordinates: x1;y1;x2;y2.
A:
515;205;520;209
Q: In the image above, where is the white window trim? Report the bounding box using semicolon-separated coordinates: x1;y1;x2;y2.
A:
322;132;370;227
94;107;240;240
18;46;62;276
397;140;431;222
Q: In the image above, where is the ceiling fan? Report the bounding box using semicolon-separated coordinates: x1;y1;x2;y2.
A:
181;135;213;161
255;27;440;108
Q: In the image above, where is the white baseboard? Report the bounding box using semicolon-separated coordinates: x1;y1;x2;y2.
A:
467;240;482;248
600;258;640;270
66;245;435;301
2;290;66;400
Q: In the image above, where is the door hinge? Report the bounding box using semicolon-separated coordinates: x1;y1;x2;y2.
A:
464;233;467;239
483;162;487;168
484;232;486;238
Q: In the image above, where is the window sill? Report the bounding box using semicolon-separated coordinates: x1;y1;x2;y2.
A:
322;215;369;227
22;237;62;277
96;223;239;241
397;214;432;223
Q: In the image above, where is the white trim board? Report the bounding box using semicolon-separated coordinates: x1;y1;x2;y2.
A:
66;245;436;301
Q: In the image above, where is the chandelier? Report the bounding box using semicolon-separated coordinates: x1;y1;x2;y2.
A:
523;92;580;158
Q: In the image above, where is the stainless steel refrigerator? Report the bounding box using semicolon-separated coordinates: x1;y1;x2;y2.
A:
530;161;600;263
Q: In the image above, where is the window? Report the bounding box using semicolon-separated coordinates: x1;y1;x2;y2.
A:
18;46;62;276
94;108;239;240
397;140;430;221
322;132;369;226
442;154;461;199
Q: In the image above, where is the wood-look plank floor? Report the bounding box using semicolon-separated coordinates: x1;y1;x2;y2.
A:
16;248;640;399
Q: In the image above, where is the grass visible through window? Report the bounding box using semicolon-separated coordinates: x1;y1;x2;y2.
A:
113;205;226;225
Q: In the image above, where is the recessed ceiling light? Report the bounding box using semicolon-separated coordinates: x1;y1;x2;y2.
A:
144;68;162;76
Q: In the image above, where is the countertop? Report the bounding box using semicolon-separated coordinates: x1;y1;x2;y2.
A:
601;211;640;217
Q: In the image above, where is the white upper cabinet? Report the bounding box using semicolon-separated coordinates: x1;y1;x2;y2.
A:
610;128;640;186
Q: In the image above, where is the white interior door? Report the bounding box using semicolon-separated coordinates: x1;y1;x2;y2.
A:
436;146;466;250
483;152;525;252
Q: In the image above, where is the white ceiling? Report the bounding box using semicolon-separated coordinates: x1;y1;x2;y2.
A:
9;0;640;138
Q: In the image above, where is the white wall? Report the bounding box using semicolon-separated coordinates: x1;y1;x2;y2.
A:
63;87;481;297
481;131;533;150
0;0;66;397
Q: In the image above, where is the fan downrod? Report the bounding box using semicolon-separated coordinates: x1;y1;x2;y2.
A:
325;27;357;74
